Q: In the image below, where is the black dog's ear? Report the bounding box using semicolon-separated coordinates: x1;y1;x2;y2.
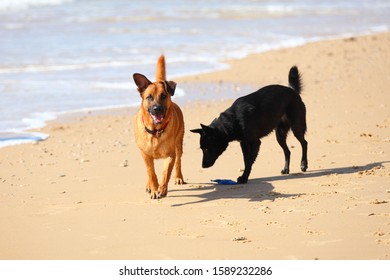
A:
190;124;207;134
200;123;214;134
133;73;152;93
190;128;203;134
190;124;213;135
164;81;176;96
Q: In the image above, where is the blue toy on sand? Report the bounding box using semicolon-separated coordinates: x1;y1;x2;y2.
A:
211;179;237;185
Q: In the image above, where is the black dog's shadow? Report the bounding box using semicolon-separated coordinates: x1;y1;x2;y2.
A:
169;161;387;207
170;180;279;207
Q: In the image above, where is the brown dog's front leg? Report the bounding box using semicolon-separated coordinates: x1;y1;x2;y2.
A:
174;142;185;185
159;155;176;197
174;160;184;185
141;152;159;199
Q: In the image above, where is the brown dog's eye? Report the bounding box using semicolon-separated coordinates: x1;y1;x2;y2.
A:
146;95;153;101
160;94;167;100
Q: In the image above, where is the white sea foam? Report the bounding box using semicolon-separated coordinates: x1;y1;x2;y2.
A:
0;60;140;74
0;0;73;11
0;132;48;148
21;112;57;131
92;82;135;91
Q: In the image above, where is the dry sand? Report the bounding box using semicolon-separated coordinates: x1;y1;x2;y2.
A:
0;32;389;260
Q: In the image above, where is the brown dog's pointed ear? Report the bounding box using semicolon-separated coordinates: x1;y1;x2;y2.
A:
164;81;177;96
133;73;152;93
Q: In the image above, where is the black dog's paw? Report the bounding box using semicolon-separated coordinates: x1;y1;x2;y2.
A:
301;162;308;172
237;176;248;184
281;168;290;174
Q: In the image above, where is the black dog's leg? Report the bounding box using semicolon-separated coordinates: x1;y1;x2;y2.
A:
276;123;291;174
291;125;308;172
237;139;260;183
297;136;308;172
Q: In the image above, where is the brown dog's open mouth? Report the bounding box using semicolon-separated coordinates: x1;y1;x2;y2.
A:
150;112;165;124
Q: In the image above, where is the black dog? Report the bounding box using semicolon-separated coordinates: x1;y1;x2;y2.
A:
191;66;308;183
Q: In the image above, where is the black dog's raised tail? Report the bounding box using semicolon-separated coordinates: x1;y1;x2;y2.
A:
288;66;302;95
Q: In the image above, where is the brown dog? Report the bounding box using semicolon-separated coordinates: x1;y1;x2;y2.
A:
132;55;185;199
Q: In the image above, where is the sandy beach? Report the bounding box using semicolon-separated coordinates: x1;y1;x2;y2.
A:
0;32;389;260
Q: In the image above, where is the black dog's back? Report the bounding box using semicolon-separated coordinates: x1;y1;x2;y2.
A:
191;66;308;183
228;84;304;139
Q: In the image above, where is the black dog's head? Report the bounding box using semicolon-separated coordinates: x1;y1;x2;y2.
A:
190;124;229;168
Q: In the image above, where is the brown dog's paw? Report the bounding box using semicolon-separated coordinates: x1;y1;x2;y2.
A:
174;177;185;185
150;191;160;199
146;180;158;195
158;185;168;198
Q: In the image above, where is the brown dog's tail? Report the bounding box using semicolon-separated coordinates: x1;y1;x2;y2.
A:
155;54;166;82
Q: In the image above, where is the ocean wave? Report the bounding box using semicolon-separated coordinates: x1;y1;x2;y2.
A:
0;0;73;12
0;131;48;148
0;60;138;74
21;112;58;131
0;56;226;75
92;82;136;90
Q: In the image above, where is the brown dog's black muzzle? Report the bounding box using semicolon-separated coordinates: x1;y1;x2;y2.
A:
149;105;166;124
152;105;164;114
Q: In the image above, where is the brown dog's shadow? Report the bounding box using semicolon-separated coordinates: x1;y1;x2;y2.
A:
169;161;387;207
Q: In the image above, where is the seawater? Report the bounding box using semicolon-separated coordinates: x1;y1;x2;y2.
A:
0;0;389;147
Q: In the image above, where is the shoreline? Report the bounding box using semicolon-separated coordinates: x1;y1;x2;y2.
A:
1;29;389;149
1;32;389;260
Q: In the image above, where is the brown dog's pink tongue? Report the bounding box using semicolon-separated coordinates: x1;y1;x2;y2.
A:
152;114;164;124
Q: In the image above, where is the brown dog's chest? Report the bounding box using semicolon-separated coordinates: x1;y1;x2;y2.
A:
142;134;175;158
134;110;178;159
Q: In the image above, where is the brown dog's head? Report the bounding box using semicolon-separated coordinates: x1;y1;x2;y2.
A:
133;55;176;125
133;73;176;124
